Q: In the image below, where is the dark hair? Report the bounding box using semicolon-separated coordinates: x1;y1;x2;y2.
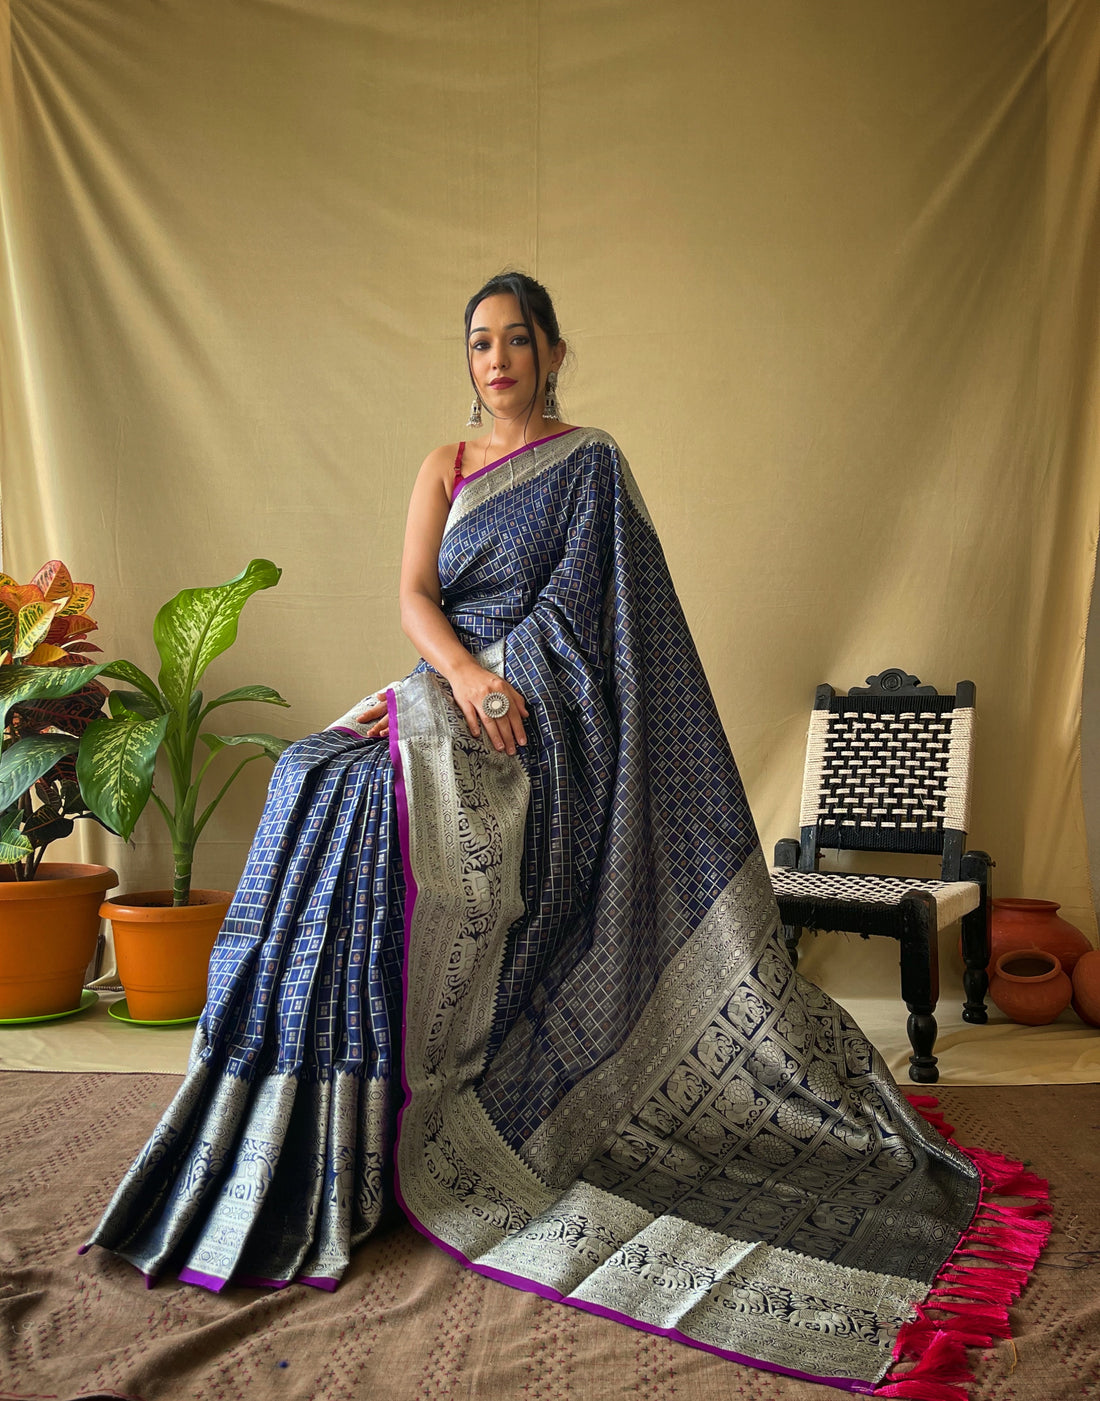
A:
463;271;562;427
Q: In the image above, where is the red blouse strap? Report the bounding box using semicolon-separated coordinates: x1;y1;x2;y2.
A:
451;441;466;499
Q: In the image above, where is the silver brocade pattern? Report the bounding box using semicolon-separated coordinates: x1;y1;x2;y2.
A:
392;431;978;1386
83;430;980;1391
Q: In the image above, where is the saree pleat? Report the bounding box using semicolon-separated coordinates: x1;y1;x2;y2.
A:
85;429;1046;1394
87;730;402;1289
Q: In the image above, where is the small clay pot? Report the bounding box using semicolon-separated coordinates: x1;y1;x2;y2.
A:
989;898;1091;976
988;948;1072;1026
1071;948;1100;1028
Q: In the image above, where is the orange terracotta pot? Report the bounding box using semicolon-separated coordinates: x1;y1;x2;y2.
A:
1072;949;1100;1028
0;863;118;1018
988;948;1072;1026
101;889;231;1022
989;898;1091;976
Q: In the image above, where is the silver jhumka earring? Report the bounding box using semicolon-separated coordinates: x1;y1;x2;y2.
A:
466;395;483;428
542;371;560;420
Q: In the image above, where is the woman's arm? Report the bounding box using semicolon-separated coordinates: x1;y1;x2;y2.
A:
359;447;528;752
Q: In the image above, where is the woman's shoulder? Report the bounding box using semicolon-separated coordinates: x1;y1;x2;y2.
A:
421;440;464;469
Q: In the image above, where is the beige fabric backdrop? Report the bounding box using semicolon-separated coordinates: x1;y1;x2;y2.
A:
2;1;1099;1008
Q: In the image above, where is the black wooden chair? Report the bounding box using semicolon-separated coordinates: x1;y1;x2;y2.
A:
770;668;992;1083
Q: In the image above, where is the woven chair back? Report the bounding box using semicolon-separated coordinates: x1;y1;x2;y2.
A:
798;676;975;860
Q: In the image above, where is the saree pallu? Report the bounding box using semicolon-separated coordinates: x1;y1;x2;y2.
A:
84;429;1048;1397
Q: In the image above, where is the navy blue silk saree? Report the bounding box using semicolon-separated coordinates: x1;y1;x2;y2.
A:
84;429;1047;1397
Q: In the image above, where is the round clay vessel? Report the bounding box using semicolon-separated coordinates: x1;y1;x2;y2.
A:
1071;948;1100;1028
988;948;1072;1025
989;898;1090;976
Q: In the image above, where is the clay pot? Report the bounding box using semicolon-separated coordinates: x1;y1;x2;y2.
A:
989;898;1091;976
100;889;231;1022
0;864;118;1018
1072;949;1100;1028
988;948;1072;1025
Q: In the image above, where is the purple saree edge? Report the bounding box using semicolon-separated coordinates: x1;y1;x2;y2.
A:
452;426;581;499
177;1266;228;1292
386;685;419;1117
382;681;878;1397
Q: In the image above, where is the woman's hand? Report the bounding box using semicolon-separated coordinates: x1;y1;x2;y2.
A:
357;698;389;738
356;671;529;754
451;665;529;755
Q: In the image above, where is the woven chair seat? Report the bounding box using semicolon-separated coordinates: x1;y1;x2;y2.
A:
769;867;980;934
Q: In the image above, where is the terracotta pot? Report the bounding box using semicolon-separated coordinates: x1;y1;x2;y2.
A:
1071;949;1100;1028
988;948;1072;1025
989;898;1091;976
100;889;231;1022
0;863;118;1018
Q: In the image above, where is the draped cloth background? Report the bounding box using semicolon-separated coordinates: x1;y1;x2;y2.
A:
1;1;1099;1012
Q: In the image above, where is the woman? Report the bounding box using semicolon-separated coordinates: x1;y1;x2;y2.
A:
84;273;1046;1395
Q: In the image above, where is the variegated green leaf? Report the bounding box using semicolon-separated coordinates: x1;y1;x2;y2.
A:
109;689;162;721
77;712;170;840
154;560;281;714
0;662;115;735
0;734;79;811
200;731;290;761
203;684;290;715
0;809;32;864
100;659;162;703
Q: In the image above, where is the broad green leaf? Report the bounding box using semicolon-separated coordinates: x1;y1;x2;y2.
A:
0;819;32;862
0;662;115;736
203;684;290;715
0;734;79;810
77;712;170;840
200;731;290;762
109;689;162;721
154;560;281;714
99;659;162;703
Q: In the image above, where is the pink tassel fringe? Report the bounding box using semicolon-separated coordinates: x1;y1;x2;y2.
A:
871;1095;1051;1401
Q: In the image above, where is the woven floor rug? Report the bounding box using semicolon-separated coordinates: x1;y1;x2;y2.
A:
0;1073;1096;1401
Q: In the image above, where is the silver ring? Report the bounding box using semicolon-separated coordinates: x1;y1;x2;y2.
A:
481;692;510;720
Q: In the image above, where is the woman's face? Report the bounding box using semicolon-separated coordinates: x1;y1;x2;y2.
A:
467;292;563;424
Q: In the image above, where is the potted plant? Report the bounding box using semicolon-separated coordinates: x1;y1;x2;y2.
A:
78;559;290;1021
0;562;119;1019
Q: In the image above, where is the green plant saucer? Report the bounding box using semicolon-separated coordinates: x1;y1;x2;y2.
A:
107;998;200;1028
0;988;99;1026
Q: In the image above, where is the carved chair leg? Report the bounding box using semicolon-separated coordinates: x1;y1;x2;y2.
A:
782;923;802;967
959;851;993;1025
905;1005;939;1083
900;895;940;1084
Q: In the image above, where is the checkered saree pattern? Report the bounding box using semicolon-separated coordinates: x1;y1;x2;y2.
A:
86;431;997;1392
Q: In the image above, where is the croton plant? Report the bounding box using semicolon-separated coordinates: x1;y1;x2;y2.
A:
0;561;111;879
